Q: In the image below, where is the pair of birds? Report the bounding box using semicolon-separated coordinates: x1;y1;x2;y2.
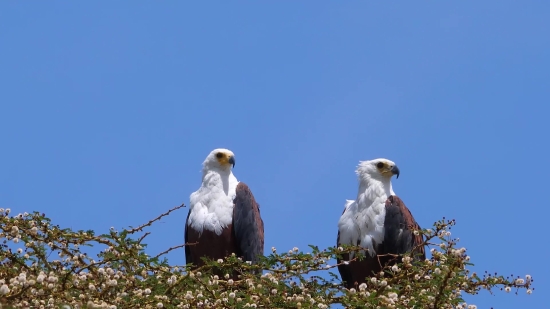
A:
184;148;425;288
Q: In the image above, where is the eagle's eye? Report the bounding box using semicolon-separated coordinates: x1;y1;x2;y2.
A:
216;152;224;159
376;162;385;169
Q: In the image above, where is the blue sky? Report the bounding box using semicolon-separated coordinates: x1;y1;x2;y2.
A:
1;1;548;307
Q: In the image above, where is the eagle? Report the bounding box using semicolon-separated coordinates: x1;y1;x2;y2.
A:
336;158;425;289
185;148;264;278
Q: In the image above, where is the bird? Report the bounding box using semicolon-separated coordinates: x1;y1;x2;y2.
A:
336;158;425;289
184;148;264;278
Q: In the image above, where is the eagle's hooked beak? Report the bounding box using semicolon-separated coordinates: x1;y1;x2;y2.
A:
391;165;400;179
228;156;235;168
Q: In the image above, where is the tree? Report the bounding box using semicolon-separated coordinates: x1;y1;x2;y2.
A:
0;205;533;309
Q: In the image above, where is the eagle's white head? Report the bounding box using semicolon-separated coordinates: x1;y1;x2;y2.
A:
356;158;400;182
202;148;236;173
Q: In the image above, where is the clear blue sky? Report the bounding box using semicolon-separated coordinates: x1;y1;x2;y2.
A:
1;2;548;308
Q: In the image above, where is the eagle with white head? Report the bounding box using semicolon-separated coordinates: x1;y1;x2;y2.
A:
337;158;425;289
185;148;264;278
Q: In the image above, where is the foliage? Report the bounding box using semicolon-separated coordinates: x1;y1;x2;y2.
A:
0;205;533;309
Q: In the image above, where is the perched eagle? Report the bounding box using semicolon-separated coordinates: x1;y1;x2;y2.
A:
185;148;264;278
337;158;425;289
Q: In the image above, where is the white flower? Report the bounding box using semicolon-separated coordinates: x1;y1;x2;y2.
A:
88;284;95;291
17;248;23;254
527;289;532;295
515;278;525;285
271;289;277;294
0;284;10;295
271;247;276;252
380;280;387;287
467;305;477;309
227;279;234;285
391;265;400;272
505;286;511;293
168;275;177;285
434;268;441;275
217;259;223;263
359;283;367;291
526;274;532;281
349;288;356;294
229;292;236;298
293;247;299;252
157;303;163;308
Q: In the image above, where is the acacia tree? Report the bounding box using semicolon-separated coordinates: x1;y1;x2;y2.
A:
0;205;533;309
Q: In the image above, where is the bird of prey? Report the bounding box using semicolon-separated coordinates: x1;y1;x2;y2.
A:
185;148;264;278
337;158;425;289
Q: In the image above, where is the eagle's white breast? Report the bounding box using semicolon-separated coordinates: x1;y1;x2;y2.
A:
337;181;390;257
187;170;239;235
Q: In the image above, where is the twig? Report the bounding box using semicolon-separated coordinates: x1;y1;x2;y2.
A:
126;203;186;234
154;242;197;259
138;232;151;245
